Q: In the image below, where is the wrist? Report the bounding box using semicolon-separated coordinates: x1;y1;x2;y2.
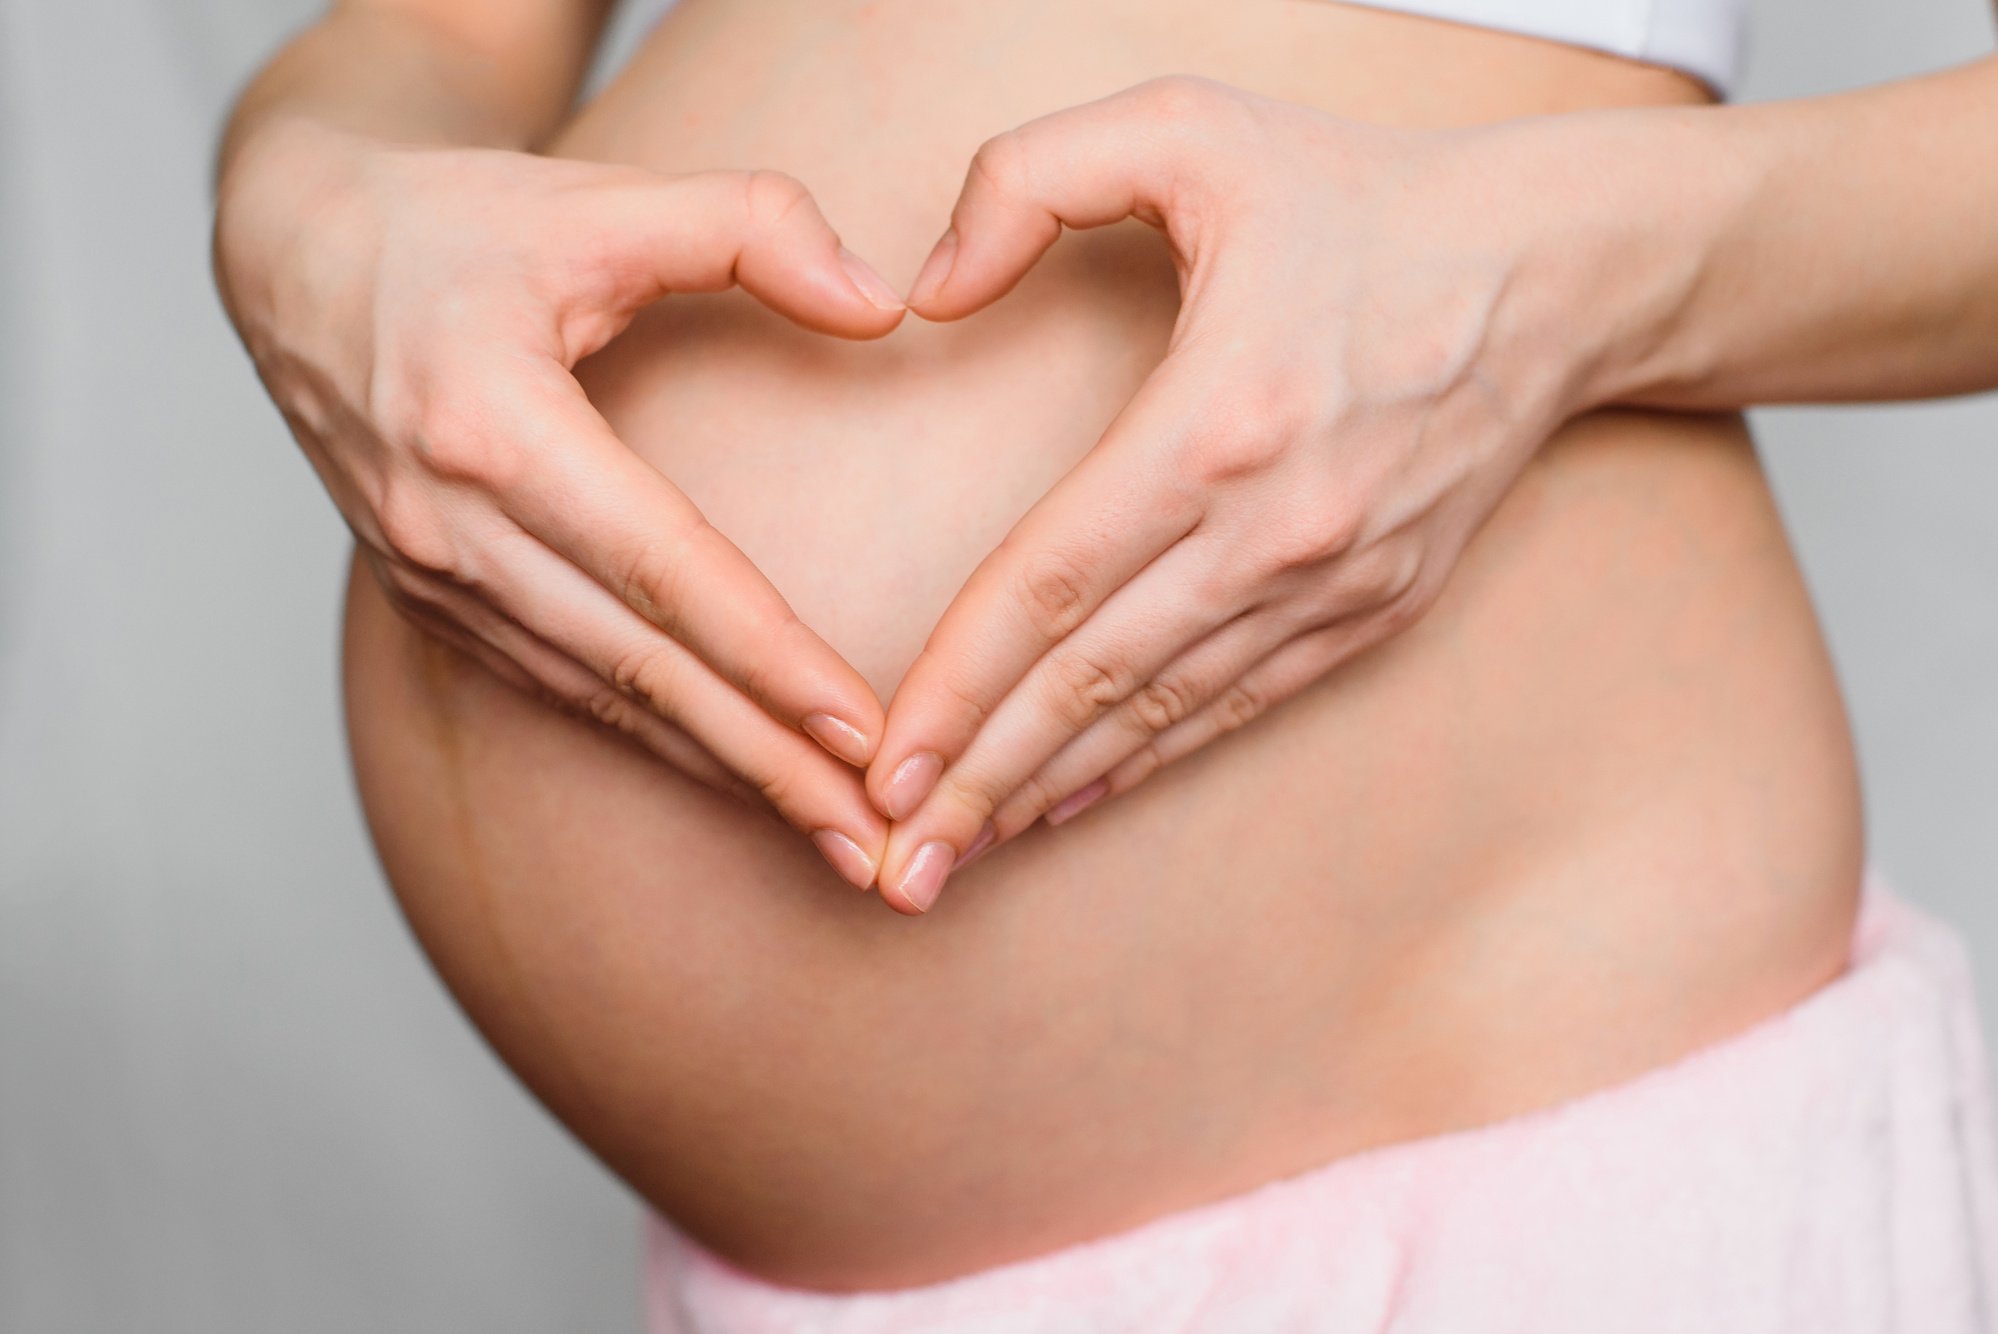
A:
215;7;553;188
1489;105;1766;417
211;116;403;364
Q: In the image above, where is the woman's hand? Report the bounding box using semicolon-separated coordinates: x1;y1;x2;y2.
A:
213;121;906;887
867;76;1598;912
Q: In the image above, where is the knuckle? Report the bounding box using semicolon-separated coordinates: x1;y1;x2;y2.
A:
1319;496;1368;556
1128;675;1197;735
375;579;440;633
410;393;479;472
937;771;1003;825
606;641;680;711
732;653;775;711
1189;560;1255;620
581;685;639;735
1182;389;1312;487
1047;648;1133;730
1134;74;1226;126
1387;326;1477;396
373;481;459;577
900;647;998;733
968;129;1035;200
1013;545;1097;639
370;555;433;607
608;535;691;633
1264;495;1367;572
749;764;801;817
1214;681;1265;734
1245;375;1324;442
741;169;814;233
931;663;996;731
735;615;811;706
1383;548;1425;603
1118;742;1166;791
992;770;1066;834
1373;572;1432;635
740;609;808;701
394;377;530;494
1178;432;1268;491
1337;543;1423;609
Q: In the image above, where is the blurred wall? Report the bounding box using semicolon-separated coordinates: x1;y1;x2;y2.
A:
0;1;1991;1330
0;3;667;1331
1743;5;1998;995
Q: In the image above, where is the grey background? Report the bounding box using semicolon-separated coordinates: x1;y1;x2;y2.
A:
1;1;1992;1329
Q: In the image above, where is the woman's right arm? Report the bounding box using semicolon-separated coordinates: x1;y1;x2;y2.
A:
215;0;609;160
212;1;905;889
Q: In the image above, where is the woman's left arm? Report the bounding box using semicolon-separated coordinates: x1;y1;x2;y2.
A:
1576;53;1998;409
861;56;1998;913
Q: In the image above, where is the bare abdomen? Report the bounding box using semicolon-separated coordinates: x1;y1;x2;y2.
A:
343;0;1864;1291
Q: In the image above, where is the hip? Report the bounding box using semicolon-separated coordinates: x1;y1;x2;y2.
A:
646;874;1997;1330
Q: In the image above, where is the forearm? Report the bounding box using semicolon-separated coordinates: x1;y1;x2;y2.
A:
216;0;609;185
1550;53;1998;412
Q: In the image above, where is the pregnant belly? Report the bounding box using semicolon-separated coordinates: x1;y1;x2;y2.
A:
343;0;1865;1291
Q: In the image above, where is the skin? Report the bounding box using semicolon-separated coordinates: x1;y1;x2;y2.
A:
214;2;904;874
217;2;1998;903
868;62;1998;910
214;0;1991;1294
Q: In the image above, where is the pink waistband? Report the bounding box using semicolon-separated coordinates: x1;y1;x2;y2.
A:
646;866;1998;1332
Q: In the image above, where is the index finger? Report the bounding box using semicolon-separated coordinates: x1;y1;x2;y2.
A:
489;361;884;766
868;368;1206;825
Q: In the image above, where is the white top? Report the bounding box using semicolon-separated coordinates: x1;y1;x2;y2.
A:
1334;0;1748;96
612;0;1749;100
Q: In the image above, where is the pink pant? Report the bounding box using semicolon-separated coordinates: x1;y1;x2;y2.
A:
646;866;1998;1332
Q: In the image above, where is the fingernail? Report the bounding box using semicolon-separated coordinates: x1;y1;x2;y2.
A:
906;229;958;308
837;246;905;312
955;822;996;870
1045;778;1109;827
895;840;955;912
811;829;878;890
883;751;943;821
803;712;872;766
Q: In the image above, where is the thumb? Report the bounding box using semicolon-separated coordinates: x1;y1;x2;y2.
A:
590;168;906;339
